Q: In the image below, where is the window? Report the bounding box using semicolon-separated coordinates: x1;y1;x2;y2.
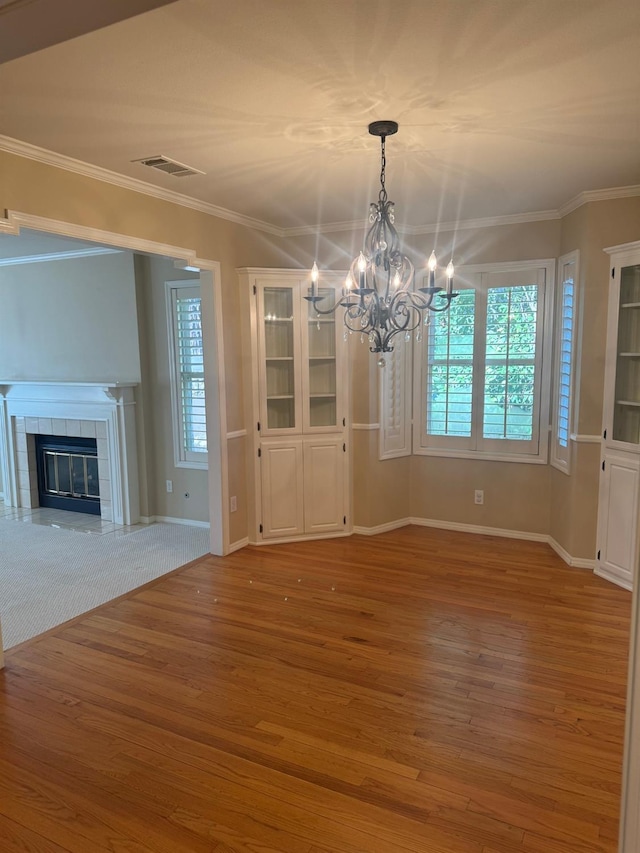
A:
414;261;554;462
551;251;579;473
166;281;208;468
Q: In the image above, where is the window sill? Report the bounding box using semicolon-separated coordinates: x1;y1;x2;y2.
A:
175;458;209;471
413;447;548;465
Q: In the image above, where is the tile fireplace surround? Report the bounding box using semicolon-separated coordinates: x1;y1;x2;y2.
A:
0;382;140;525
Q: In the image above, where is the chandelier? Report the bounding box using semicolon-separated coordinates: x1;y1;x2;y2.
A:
305;120;457;365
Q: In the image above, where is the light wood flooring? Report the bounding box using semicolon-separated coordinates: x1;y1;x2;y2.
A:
0;526;632;852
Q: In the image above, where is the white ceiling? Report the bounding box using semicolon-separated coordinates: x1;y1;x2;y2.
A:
0;0;639;234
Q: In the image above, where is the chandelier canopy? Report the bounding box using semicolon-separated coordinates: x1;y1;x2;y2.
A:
306;121;457;364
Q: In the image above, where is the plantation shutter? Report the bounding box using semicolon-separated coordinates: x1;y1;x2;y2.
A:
176;290;207;455
379;340;412;459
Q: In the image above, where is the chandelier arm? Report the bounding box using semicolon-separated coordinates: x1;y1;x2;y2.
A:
428;293;460;312
302;293;354;315
391;289;435;311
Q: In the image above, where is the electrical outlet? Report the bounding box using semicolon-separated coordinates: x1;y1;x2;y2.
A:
230;495;237;512
474;489;484;505
166;479;173;493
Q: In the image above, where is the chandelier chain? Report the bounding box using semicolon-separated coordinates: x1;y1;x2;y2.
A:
379;135;387;203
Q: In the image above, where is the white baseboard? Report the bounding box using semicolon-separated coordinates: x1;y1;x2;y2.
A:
353;518;411;536
548;536;596;570
595;565;633;591
151;515;211;529
409;516;549;542
227;537;249;553
353;516;597;573
249;530;351;547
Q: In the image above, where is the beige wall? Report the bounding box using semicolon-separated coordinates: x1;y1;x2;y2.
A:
550;199;640;558
134;255;210;523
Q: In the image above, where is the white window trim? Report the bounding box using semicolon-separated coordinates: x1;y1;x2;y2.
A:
551;250;579;475
412;259;555;464
165;279;208;470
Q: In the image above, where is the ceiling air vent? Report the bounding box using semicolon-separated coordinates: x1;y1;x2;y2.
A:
132;155;204;178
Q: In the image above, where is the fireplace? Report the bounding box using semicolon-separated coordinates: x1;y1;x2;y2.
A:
35;434;100;515
0;382;140;525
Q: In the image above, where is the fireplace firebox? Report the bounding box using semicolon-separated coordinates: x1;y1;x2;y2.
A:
35;434;100;515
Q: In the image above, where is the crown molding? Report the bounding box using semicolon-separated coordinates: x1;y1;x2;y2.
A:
0;135;284;237
0;246;120;266
559;185;640;218
281;208;562;238
2;134;639;239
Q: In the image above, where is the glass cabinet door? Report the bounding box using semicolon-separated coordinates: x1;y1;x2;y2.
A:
304;286;340;430
613;263;640;445
261;286;299;432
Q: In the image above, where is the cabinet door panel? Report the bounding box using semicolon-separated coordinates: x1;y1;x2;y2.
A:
303;438;345;534
597;451;639;588
260;442;304;539
256;282;303;435
302;285;345;433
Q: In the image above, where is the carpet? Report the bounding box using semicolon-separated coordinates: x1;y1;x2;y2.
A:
0;520;211;649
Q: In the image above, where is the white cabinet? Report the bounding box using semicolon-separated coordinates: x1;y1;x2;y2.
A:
302;437;346;534
596;450;640;590
597;242;640;589
259;440;304;539
240;269;349;543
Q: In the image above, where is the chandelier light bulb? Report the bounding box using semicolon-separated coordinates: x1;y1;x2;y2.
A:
428;251;438;272
446;260;454;279
357;252;367;273
393;271;401;288
309;260;319;298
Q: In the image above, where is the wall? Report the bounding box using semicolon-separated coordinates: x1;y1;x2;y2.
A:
550;198;640;559
0;251;140;382
135;254;209;524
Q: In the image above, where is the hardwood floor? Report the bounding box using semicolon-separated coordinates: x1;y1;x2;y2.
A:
0;526;632;852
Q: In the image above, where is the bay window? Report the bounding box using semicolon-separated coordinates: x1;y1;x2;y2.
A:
413;261;554;462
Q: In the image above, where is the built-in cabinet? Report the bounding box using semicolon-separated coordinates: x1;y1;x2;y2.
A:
239;269;349;543
597;241;640;589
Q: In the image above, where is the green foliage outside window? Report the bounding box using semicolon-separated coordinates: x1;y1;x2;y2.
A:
428;284;538;441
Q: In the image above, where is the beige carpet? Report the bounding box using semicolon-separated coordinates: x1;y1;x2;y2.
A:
0;519;210;649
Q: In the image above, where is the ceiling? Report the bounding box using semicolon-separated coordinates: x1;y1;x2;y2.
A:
0;0;639;235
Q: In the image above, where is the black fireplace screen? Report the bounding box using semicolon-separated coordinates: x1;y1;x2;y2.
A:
35;435;100;515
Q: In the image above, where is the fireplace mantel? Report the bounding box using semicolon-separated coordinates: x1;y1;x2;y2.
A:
0;381;140;525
